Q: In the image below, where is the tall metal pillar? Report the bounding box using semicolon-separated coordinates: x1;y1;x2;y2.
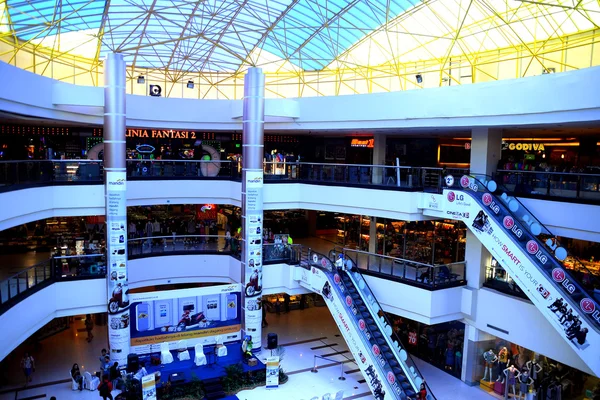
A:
241;68;265;349
103;53;130;365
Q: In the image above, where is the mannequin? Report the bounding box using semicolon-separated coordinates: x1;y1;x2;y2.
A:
483;349;498;382
518;369;534;400
504;365;521;397
496;347;509;382
526;359;543;382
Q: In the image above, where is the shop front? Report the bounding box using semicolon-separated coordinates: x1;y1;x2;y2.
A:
386;313;465;379
464;332;600;400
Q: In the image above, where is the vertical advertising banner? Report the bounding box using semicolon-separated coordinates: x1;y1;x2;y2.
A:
266;356;280;389
141;374;157;400
105;171;130;364
244;170;264;348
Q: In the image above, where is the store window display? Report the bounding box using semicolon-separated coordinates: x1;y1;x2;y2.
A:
465;334;600;400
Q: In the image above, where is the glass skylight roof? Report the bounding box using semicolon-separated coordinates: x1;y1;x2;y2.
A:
1;0;600;77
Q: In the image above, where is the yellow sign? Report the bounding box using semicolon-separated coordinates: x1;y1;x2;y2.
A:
350;138;374;148
130;324;241;346
507;143;545;151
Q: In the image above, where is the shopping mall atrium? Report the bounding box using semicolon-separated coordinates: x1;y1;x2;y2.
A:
1;1;600;399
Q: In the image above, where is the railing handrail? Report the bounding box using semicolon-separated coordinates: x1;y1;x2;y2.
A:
497;169;600;178
342;248;437;268
1;259;51;284
0;159;103;164
125;159;232;164
129;234;227;242
264;161;422;169
313;354;345;364
53;254;105;260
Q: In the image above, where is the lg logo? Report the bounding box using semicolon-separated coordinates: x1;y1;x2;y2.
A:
447;192;456;202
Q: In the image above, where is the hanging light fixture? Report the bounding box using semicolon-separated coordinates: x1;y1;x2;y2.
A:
137;76;145;84
187;81;194;89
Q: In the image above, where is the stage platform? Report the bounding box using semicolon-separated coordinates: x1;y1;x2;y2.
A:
142;343;265;388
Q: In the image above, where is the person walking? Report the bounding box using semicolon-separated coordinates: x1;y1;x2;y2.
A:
20;352;35;386
261;300;268;328
98;374;113;400
85;314;94;342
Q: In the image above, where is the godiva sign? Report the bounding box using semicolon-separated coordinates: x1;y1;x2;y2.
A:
126;129;198;139
505;142;545;151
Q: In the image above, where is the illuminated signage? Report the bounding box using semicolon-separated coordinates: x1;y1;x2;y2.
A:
350;138;375;148
506;143;545;151
126;129;198;140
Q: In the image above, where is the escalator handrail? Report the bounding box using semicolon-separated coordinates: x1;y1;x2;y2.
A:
463;172;600;296
341;251;437;400
305;250;413;399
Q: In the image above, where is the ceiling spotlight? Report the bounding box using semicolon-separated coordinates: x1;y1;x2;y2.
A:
137;75;145;84
416;74;423;84
187;80;194;89
561;153;565;159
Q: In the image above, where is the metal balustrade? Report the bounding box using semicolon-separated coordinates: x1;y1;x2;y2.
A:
331;248;467;289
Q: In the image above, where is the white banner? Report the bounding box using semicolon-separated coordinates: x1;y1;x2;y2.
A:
142;374;157;400
444;188;600;375
266;356;280;389
105;171;130;365
243;170;264;349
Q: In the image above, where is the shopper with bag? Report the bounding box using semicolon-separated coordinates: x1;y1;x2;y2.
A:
98;374;113;400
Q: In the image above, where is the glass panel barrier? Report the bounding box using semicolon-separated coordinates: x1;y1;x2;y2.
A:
127;235;228;257
334;248;466;289
53;254;107;279
0;160;103;190
262;243;301;265
125;159;237;179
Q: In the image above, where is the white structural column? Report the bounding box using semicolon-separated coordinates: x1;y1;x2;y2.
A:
470;128;502;176
461;127;503;384
371;133;386;184
461;325;497;385
103;53;130;365
241;68;265;350
368;217;377;253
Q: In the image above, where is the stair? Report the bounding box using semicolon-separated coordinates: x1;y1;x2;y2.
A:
203;377;225;399
443;174;600;376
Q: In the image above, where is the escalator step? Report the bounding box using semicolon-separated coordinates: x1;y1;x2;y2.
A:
405;390;416;397
358;306;368;312
402;383;413;391
372;331;383;338
376;338;387;346
392;368;404;377
381;345;391;353
388;360;399;368
383;351;394;359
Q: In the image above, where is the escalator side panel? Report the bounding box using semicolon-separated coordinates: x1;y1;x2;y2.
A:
297;265;400;400
443;188;600;376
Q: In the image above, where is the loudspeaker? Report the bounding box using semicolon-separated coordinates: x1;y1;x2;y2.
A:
267;332;278;350
126;353;139;373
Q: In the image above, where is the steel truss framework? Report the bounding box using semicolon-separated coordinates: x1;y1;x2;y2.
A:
0;0;599;99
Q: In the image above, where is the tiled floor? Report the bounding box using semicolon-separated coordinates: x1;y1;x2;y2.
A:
0;305;495;400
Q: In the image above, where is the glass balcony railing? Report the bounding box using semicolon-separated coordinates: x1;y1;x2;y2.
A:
125;159;238;180
0;160;104;191
495;170;600;202
0;254;106;315
329;248;466;289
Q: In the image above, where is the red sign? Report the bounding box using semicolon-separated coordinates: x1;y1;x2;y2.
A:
465;143;471;150
408;331;418;346
350;138;374;148
482;193;492;206
552;268;566;282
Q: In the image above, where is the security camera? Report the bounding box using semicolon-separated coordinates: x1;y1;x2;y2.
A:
149;85;162;97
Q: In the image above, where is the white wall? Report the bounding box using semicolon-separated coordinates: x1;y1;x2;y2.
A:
2;61;600;131
0;185;105;231
128;254;238;288
127;180;241;208
0;279;106;361
364;274;464;324
472;288;593;375
264;183;428;221
517;197;600;242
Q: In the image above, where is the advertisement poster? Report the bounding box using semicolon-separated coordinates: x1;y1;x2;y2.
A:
141;374;156;400
129;285;242;354
443;181;600;375
105;171;130;364
243;170;264;348
266;356;280;389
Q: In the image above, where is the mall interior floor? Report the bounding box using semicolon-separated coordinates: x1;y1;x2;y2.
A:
0;306;495;400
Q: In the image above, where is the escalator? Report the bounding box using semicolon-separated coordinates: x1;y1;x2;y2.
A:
442;173;600;376
297;250;431;400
